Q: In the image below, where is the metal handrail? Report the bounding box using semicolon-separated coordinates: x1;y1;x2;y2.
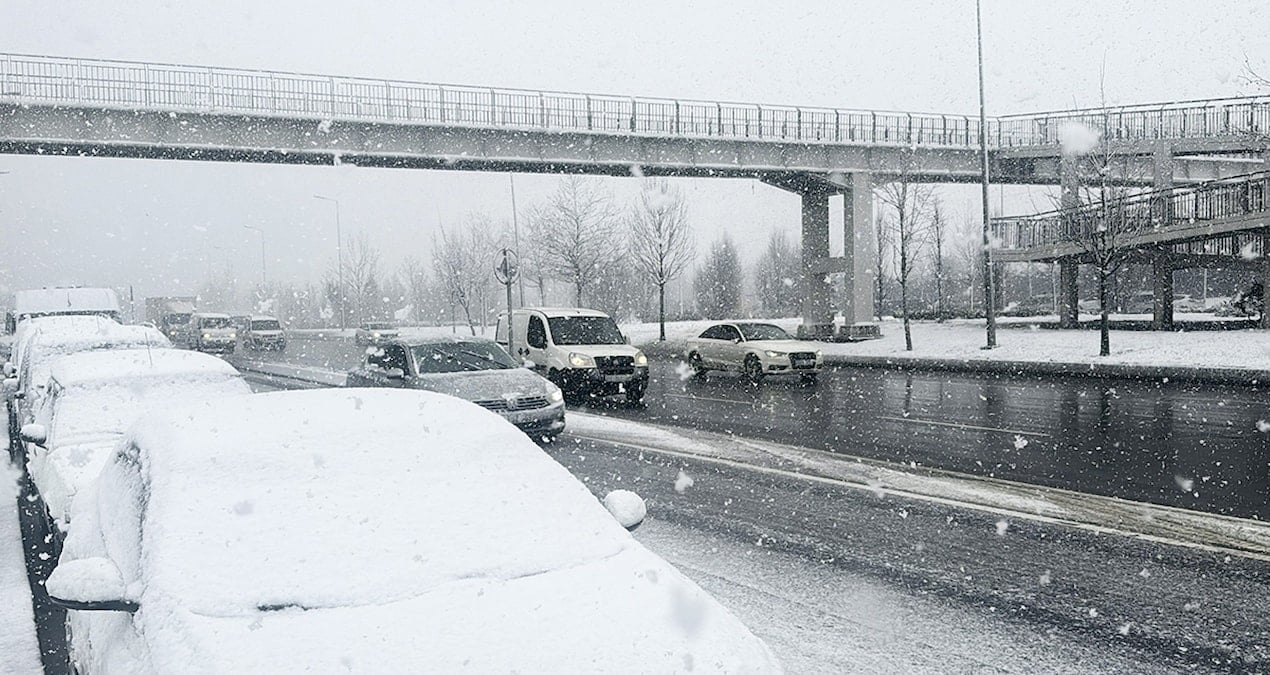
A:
2;53;1266;151
0;52;993;148
992;171;1269;251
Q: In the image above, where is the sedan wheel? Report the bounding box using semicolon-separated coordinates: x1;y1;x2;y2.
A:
688;352;707;379
744;355;765;384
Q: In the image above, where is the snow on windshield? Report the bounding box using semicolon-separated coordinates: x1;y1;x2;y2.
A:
411;341;517;373
547;316;625;345
736;323;792;341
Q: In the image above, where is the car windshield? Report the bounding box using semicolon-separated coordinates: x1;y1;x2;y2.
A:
363;322;395;330
411;342;518;373
251;320;280;330
199;317;232;329
737;323;791;341
547;316;624;345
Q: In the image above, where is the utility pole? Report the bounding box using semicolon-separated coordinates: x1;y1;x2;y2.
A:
509;174;525;306
977;0;998;348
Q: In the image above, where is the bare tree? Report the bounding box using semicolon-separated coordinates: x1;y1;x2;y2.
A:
628;179;696;340
929;199;949;320
874;212;892;319
877;161;936;351
754;229;802;318
528;177;622;306
431;216;495;335
398;256;433;325
695;234;742;320
323;233;382;326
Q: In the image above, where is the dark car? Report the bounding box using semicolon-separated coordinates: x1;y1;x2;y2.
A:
346;336;565;439
353;321;400;346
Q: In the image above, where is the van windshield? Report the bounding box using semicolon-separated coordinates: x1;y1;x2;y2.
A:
251;320;281;330
547;316;624;345
200;317;232;329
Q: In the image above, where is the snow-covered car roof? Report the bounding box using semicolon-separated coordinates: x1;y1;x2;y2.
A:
525;307;611;318
48;347;240;390
94;388;775;672
191;312;231;319
14;320;172;391
13;287;120;317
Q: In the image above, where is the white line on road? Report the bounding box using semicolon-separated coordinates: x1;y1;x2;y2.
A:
667;393;753;406
879;415;1049;438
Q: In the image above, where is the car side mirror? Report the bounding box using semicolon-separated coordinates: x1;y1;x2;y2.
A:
2;361;14;378
385;368;405;380
2;376;16;396
623;334;631;344
603;490;647;532
522;359;536;369
20;423;47;447
46;557;139;612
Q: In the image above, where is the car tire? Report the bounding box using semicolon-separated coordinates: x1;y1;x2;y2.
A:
800;373;818;385
624;385;645;404
688;352;707;379
744;355;765;384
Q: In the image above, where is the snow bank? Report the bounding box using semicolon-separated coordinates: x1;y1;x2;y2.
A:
0;460;42;674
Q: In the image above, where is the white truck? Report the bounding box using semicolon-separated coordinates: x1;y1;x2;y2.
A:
496;308;648;403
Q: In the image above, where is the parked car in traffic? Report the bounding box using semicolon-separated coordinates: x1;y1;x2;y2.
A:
686;322;823;383
240;315;287;351
346;336;565;439
353;321;400;345
496;308;648;403
180;312;237;354
48;388;778;674
20;348;250;534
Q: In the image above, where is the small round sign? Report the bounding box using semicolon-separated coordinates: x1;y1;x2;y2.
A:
494;248;519;285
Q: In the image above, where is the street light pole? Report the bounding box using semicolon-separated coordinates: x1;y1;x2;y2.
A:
509;174;525;307
313;195;345;330
243;225;266;286
976;0;998;349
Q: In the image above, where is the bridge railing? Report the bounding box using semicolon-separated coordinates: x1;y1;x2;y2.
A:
0;52;998;148
996;96;1270;147
992;171;1269;252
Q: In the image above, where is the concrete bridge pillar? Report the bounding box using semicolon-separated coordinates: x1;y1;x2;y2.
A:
840;172;880;340
1262;231;1270;330
799;191;835;339
1059;259;1079;328
1152;256;1174;330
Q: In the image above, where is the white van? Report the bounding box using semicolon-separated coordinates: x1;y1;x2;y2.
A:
496;308;648;403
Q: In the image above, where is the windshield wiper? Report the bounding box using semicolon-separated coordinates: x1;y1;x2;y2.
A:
456;350;510;369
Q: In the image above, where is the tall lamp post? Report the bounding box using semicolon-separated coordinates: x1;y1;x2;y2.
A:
313;195;345;330
242;225;266;286
976;0;998;349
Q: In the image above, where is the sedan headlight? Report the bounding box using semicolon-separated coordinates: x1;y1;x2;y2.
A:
371;332;381;338
634;351;647;367
229;332;237;339
816;350;823;358
202;332;211;339
764;350;786;358
569;352;595;368
548;387;564;403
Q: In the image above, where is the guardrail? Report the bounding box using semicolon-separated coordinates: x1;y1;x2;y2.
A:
996;96;1270;147
2;53;1267;152
992;172;1269;251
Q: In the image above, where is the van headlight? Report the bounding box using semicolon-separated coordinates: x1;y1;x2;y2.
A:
634;351;647;367
816;350;823;359
548;387;564;403
202;333;211;339
764;350;786;358
569;352;595;368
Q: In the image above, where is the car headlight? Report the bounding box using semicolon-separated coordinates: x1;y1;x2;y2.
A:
371;332;381;338
816;350;823;358
548;387;564;403
569;352;595;368
229;332;236;339
202;332;211;339
634;351;647;367
764;350;786;358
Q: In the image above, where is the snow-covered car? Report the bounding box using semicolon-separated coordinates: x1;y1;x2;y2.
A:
48;388;780;674
686;322;823;383
353;321;399;345
346;336;565;440
20;348;250;533
241;315;287;351
4;316;171;425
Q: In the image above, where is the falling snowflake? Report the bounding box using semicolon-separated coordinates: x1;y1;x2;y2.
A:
1012;435;1029;450
1174;475;1194;492
995;520;1009;536
674;469;694;493
1039;570;1052;585
1257;419;1270;433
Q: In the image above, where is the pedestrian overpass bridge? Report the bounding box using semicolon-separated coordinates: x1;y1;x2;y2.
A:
2;53;1268;337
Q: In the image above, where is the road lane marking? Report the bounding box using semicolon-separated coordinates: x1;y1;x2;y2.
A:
666;393;753;406
880;415;1049;438
568;432;1270;563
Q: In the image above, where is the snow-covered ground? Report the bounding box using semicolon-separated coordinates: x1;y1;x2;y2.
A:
2;446;43;674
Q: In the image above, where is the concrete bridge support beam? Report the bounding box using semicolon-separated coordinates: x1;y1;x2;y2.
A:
799;191;835;339
839;172;881;341
1262;231;1270;330
1059;260;1080;328
1152;257;1175;330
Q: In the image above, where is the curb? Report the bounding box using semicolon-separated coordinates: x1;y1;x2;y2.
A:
818;354;1270;386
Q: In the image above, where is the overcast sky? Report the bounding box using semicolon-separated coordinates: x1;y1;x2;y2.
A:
1;0;1267;301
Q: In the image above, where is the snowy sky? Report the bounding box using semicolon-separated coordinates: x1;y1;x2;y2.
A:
1;0;1267;299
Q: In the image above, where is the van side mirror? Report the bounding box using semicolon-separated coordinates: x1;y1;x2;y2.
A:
385;368;405;380
46;557;139;612
2;361;14;378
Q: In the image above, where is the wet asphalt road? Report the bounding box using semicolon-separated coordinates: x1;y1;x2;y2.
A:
256;337;1269;520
